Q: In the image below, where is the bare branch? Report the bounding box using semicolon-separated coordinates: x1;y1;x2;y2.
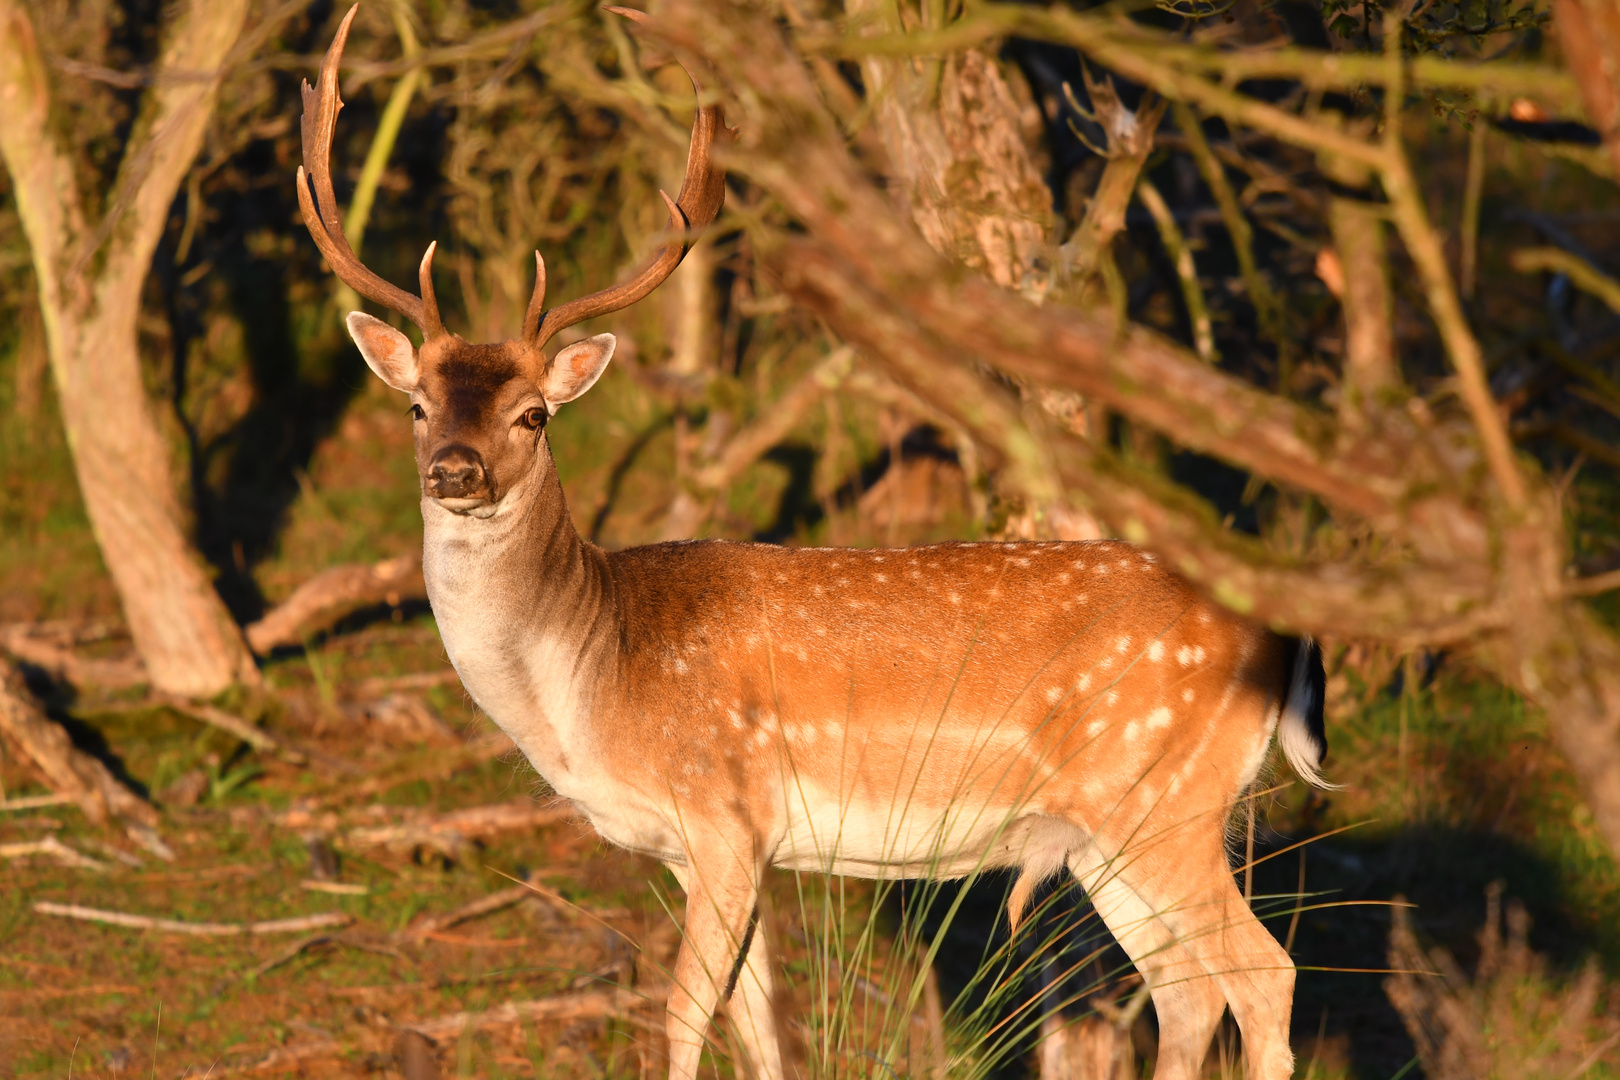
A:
819;10;1585;116
693;348;853;492
1512;246;1620;315
245;554;426;655
1376;18;1526;511
1137;177;1216;364
1060;78;1165;289
406;988;650;1043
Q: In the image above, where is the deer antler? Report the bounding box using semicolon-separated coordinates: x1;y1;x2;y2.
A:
521;6;729;350
296;5;446;340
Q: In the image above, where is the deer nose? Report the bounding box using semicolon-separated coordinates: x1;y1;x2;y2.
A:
427;446;488;499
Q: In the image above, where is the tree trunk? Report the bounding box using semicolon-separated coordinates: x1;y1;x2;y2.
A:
1521;605;1620;862
0;0;256;696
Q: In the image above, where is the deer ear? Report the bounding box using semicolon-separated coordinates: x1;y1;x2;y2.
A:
541;334;615;410
346;312;419;392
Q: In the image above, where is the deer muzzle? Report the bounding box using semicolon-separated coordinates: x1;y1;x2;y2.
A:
426;445;490;506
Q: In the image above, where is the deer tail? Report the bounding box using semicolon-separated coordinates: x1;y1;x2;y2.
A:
1278;636;1339;790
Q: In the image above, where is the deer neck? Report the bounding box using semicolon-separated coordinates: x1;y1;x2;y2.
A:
419;437;616;787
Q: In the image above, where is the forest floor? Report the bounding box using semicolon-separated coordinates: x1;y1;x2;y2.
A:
4;356;1620;1080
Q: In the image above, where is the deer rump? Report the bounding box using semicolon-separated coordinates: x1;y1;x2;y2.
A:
566;538;1312;888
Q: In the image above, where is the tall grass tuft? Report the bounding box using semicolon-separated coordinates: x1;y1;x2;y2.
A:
1386;883;1620;1080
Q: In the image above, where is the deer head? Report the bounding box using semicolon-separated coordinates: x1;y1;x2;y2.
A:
297;5;726;517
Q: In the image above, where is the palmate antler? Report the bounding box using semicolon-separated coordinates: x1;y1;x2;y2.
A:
296;4;729;348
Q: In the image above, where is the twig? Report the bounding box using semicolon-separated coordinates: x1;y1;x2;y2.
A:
1566;567;1620;597
244;930;404;978
0;837;111;871
1378;16;1526;511
1174;103;1285;355
1137;177;1217;364
1460;122;1487;301
404;987;651;1042
825;10;1585;115
247;6;569;89
1511;247;1620;316
288;799;577;862
402;882;534;939
0;618;125;647
0;793;76;811
1059;76;1165;288
246;934;341;979
34;902;351;936
148;694;305;764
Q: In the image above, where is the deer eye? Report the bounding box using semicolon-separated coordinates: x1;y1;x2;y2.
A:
519;407;548;431
408;404;425;421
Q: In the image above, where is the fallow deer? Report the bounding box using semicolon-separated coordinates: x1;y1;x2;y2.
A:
297;9;1333;1079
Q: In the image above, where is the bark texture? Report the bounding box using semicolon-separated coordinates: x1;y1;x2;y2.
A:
852;8;1051;292
0;0;256;696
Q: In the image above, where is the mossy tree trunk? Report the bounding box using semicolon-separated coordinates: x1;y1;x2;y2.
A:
0;0;256;696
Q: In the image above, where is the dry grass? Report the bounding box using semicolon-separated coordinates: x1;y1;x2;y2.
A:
1386;883;1620;1080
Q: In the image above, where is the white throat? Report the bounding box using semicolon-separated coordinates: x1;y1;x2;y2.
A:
420;463;604;793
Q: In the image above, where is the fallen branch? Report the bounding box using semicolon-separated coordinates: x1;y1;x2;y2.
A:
402;882;534;939
0;837;111;871
245;930;403;979
149;693;307;764
405;987;650;1042
0;618;125;647
0;627;146;689
0;793;76;812
33;901;352;936
245;553;426;655
344;800;578;861
0;660;158;829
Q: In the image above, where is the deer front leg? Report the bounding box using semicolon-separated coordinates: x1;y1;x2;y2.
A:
664;847;778;1080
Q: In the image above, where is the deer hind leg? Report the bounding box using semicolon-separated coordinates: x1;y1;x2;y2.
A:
664;845;782;1080
1068;844;1226;1080
1076;838;1297;1080
1165;867;1296;1080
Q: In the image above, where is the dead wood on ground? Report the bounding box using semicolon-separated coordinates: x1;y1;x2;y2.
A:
33;901;352;936
245;554;427;655
0;660;157;831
